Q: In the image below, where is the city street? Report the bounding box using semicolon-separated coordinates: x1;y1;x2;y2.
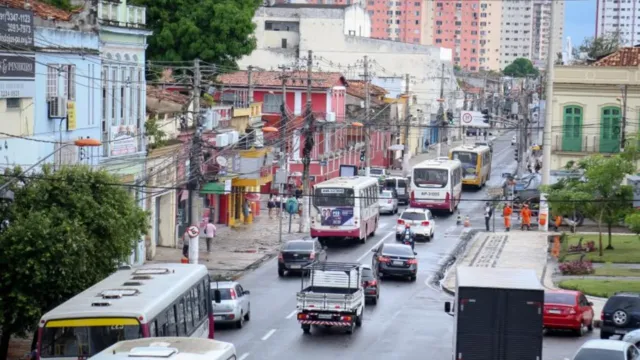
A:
214;132;588;360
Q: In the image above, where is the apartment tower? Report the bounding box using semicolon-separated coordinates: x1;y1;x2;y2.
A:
596;0;638;46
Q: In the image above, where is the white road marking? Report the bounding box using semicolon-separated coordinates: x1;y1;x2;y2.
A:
261;329;276;341
379;223;388;229
356;231;395;262
285;310;297;319
239;353;250;360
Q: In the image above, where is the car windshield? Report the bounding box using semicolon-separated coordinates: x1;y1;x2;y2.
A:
40;322;142;358
284;241;313;251
545;292;575;305
211;288;233;300
413;168;448;188
361;268;374;280
380;191;393;199
382;245;414;257
401;212;426;221
573;349;625;360
314;188;355;207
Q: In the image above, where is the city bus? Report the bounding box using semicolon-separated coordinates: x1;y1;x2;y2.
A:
410;159;463;214
91;338;236;360
449;144;492;188
36;264;217;360
310;176;380;244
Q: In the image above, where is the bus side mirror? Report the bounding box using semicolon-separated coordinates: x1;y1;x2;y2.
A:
213;289;222;303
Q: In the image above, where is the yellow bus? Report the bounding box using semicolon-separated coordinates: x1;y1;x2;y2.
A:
449;144;492;188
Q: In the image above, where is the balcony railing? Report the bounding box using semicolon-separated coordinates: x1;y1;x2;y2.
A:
552;134;621;154
98;2;146;28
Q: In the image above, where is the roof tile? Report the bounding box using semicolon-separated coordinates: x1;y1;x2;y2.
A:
146;86;191;105
593;47;640;67
2;0;72;21
218;70;346;89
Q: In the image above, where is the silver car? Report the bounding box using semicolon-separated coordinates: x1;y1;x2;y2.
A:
378;190;398;214
210;281;251;329
623;329;640;348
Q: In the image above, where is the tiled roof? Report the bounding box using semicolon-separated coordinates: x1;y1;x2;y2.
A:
218;71;346;89
593;47;640;67
2;0;72;21
346;80;387;105
146;86;191;105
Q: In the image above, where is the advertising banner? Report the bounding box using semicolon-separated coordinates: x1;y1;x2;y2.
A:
320;207;354;226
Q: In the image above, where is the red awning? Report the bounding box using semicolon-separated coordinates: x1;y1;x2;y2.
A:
245;193;261;202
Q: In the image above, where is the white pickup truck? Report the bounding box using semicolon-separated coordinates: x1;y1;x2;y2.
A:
295;262;365;335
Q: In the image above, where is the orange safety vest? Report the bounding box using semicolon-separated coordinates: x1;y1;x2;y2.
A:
521;208;532;224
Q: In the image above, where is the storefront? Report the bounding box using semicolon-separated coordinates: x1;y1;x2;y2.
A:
231;147;274;226
200;176;235;225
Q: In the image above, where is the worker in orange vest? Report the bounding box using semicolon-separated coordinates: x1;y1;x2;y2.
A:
554;214;563;231
521;204;532;231
503;202;513;232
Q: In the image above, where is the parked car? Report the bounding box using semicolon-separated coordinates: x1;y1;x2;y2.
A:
371;243;418;281
543;290;594;336
210;281;251;328
378;190;399;214
572;339;640;360
369;167;387;178
361;264;380;305
475;141;493;153
601;292;640;340
278;238;328;277
623;329;640;348
395;208;435;242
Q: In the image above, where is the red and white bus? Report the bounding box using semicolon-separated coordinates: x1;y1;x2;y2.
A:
36;264;215;360
410;159;463;214
310;176;379;244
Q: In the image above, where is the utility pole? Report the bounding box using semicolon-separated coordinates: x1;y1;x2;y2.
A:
278;65;290;242
402;73;410;159
621;84;628;150
361;55;371;175
541;0;555;188
436;64;445;158
187;58;203;263
300;50;315;233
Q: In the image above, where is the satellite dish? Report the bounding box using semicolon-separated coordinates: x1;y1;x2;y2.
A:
216;156;228;167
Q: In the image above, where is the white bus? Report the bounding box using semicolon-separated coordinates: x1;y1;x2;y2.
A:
37;264;217;360
310;176;380;244
91;338;236;360
410;159;463;214
449;144;492;188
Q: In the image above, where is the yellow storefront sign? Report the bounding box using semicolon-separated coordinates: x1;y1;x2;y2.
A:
45;318;139;327
67;101;77;130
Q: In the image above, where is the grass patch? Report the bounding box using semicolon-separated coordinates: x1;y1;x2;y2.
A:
560;234;640;263
593;267;640;277
558;279;640;298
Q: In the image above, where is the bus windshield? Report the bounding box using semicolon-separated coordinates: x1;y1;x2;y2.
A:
451;151;478;174
314;188;355;207
413;169;448;188
40;320;141;358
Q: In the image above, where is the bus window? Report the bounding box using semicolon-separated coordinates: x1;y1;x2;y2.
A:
314;188;355;207
414;169;448;188
40;323;141;358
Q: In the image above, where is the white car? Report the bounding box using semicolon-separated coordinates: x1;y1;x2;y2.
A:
378;190;398;214
572;339;640;360
623;329;640;348
211;281;251;329
395;208;435;242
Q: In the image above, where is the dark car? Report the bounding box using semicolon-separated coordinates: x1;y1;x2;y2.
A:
371;243;418;281
277;238;328;277
361;264;380;305
601;292;640;339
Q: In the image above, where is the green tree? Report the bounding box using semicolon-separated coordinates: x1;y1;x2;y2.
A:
575;30;622;60
542;177;592;234
0;166;148;359
625;211;640;238
132;0;261;67
502;58;539;77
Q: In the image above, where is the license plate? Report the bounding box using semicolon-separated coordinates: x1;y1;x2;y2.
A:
615;329;627;334
548;310;561;314
318;314;333;320
214;316;223;321
393;260;404;266
290;264;301;269
331;226;339;229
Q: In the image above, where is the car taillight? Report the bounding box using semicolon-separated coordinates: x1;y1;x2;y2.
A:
397;219;405;225
367;280;377;287
407;259;418;265
421;221;430;226
297;313;308;320
378;256;390;263
230;289;237;300
388;199;392;204
309;252;315;260
410;191;415;201
601;311;604;321
278;253;283;261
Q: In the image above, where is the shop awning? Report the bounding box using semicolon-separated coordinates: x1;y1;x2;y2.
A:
200;182;226;195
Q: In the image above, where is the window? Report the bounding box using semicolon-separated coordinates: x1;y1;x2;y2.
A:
47;64;59;98
102;66;108;120
111;67;117;125
6;98;20;109
192;288;201;321
185;291;194;332
177;299;186;335
281;38;287;48
263;93;283;113
120;67;126;123
137;68;143;130
600;106;621;153
129;67;135;121
562;105;583;152
149;320;157;337
413;169;448;188
166;306;177;336
63;65;76;101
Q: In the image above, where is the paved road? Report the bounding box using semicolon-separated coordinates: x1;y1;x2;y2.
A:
214;132;589;360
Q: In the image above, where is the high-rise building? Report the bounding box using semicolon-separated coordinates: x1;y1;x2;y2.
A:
595;0;637;46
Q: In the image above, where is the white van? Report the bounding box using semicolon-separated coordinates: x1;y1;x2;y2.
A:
383;176;409;205
91;338;236;360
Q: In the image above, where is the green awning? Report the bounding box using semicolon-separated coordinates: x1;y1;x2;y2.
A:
201;182;226;195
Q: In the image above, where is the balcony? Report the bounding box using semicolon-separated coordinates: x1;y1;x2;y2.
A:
552;134;620;154
98;1;146;29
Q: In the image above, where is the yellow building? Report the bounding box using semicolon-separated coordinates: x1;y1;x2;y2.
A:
551;49;640;170
229;147;274;226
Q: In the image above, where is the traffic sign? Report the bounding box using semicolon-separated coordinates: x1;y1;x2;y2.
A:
187;225;200;238
462;112;473;124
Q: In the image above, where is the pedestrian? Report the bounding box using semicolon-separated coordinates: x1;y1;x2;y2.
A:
268;194;276;219
554;213;562;232
204;220;216;253
182;229;189;259
243;199;250;223
484;202;493;231
295;184;303;199
503;202;512;232
521;204;532;231
275;194;282;216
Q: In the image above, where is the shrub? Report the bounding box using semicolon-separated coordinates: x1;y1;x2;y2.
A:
559;260;595;275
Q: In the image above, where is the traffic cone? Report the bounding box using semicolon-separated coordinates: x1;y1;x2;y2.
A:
463;215;470;227
456;213;462;225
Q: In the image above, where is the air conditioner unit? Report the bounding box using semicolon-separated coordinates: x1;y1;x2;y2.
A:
326;112;336;122
48;97;67;118
202;109;214;130
211;111;220;129
215;133;229;147
227;131;239;145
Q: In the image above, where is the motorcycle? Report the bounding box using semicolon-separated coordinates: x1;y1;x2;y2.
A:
403;232;415;250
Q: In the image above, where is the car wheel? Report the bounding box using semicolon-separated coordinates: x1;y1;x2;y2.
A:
613;309;630;327
355;315;363;327
278;268;285;277
371;295;378;305
575;323;586;337
410;275;417;282
302;324;311;334
587;321;593;332
244;306;251;321
600;331;612;339
236;313;244;329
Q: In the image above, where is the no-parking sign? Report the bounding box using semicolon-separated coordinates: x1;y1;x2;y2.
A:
187;225;200;238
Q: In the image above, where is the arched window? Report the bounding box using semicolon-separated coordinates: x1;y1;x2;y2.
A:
600;106;621;153
562;105;583;152
124;54;131;61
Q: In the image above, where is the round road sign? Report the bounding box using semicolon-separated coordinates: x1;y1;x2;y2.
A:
462;112;473;124
187;225;200;238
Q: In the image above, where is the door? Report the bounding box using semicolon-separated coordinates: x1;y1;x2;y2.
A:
235;284;248;313
579;294;593;324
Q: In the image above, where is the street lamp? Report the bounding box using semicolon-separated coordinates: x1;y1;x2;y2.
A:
0;138;102;194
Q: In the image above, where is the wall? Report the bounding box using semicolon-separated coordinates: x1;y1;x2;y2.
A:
146;144;179;254
0;97;35;165
344;5;371;37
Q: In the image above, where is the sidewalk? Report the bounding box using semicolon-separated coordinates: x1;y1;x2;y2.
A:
151;212;307;280
440;230;606;327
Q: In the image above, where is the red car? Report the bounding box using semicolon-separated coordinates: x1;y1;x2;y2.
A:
543;290;595;336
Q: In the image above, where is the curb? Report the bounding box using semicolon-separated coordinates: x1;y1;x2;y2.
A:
432;228;480;295
209;251;278;281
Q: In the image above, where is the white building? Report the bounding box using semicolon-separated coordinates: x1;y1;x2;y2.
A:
499;0;564;69
596;0;638;46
